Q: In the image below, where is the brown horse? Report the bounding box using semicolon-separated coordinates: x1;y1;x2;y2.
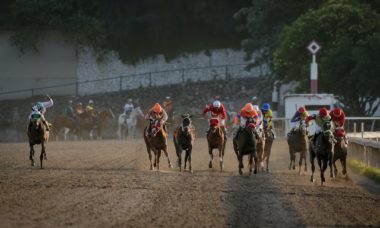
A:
173;114;195;172
27;113;49;169
207;118;226;171
53;116;79;140
144;119;173;170
77;109;114;139
287;121;308;174
332;135;347;177
256;129;265;172
263;128;275;173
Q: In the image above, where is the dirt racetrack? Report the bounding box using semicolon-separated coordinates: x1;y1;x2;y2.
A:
0;138;379;227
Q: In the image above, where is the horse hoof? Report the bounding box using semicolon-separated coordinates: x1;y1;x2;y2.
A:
31;162;35;167
209;162;212;169
169;164;173;169
254;169;257;174
239;170;243;175
292;166;296;170
190;169;193;174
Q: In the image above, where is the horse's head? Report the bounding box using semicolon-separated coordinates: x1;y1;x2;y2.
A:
30;112;42;130
209;118;220;133
296;120;308;135
150;119;163;136
322;121;335;144
181;114;192;136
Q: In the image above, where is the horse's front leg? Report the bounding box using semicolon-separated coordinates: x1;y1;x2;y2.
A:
29;144;35;167
289;150;295;170
219;147;224;172
40;142;45;169
156;149;161;170
177;147;182;172
238;153;243;175
310;154;315;182
329;152;334;178
249;154;254;175
319;159;327;185
146;145;153;170
208;148;213;169
341;158;347;175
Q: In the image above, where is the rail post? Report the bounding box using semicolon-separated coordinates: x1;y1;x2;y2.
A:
31;89;34;97
75;82;79;97
182;69;185;83
149;72;152;87
353;122;357;137
361;122;364;138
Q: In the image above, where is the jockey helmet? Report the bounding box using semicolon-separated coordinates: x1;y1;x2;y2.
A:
253;105;260;112
152;103;162;113
332;108;342;118
36;102;43;111
244;103;254;113
298;106;306;114
88;99;94;104
213;100;221;108
262;103;270;111
319;108;328;117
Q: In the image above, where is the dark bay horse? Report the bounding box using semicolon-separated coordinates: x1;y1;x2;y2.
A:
233;118;258;175
27;112;49;169
310;121;334;185
77;108;114;139
263;128;275;173
144;119;173;170
173;114;195;172
53;116;79;140
287;121;308;174
207;118;226;171
333;134;347;177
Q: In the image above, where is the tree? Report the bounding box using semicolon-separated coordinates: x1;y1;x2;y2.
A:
234;0;324;68
274;1;380;116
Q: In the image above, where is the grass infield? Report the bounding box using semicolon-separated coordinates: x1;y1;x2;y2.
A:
348;159;380;184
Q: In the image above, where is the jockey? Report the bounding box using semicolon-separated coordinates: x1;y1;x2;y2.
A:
86;99;95;114
123;98;134;115
290;106;310;131
28;96;54;131
145;103;168;134
202;100;227;139
330;107;348;144
75;102;84;115
261;103;273;131
63;100;75;119
307;107;334;147
233;103;259;139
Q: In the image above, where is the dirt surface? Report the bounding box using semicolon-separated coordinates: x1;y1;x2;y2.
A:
0;138;379;227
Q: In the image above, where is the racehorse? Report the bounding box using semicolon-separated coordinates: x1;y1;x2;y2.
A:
117;107;144;139
207;118;226;171
233;117;258;175
332;135;348;177
78;108;114;139
256;128;265;172
27;112;49;169
173;114;195;172
310;121;335;185
287;120;308;174
144;119;173;170
263;128;275;173
53;116;79;141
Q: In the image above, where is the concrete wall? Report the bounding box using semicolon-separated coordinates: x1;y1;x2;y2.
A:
77;48;266;96
348;138;380;169
0;31;78;100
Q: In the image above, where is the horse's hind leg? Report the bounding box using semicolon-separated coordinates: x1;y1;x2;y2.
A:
298;152;304;175
219;147;224;172
29;144;35;167
289;150;295;170
329;153;334;178
186;148;193;173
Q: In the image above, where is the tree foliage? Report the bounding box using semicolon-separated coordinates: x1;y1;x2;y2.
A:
234;0;324;68
1;0;248;62
274;1;380;115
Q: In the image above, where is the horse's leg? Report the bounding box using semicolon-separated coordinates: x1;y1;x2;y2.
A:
219;147;223;172
29;143;35;167
298;152;304;175
238;153;243;175
145;142;153;170
162;146;173;168
253;152;258;174
40;142;45;169
319;159;327;185
333;152;338;177
289;150;295;170
208;147;213;169
157;149;161;170
310;151;315;182
341;157;347;175
329;152;334;178
249;154;254;175
188;147;193;173
304;150;307;172
178;148;182;172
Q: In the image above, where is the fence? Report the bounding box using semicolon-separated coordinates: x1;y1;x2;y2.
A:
0;63;262;99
